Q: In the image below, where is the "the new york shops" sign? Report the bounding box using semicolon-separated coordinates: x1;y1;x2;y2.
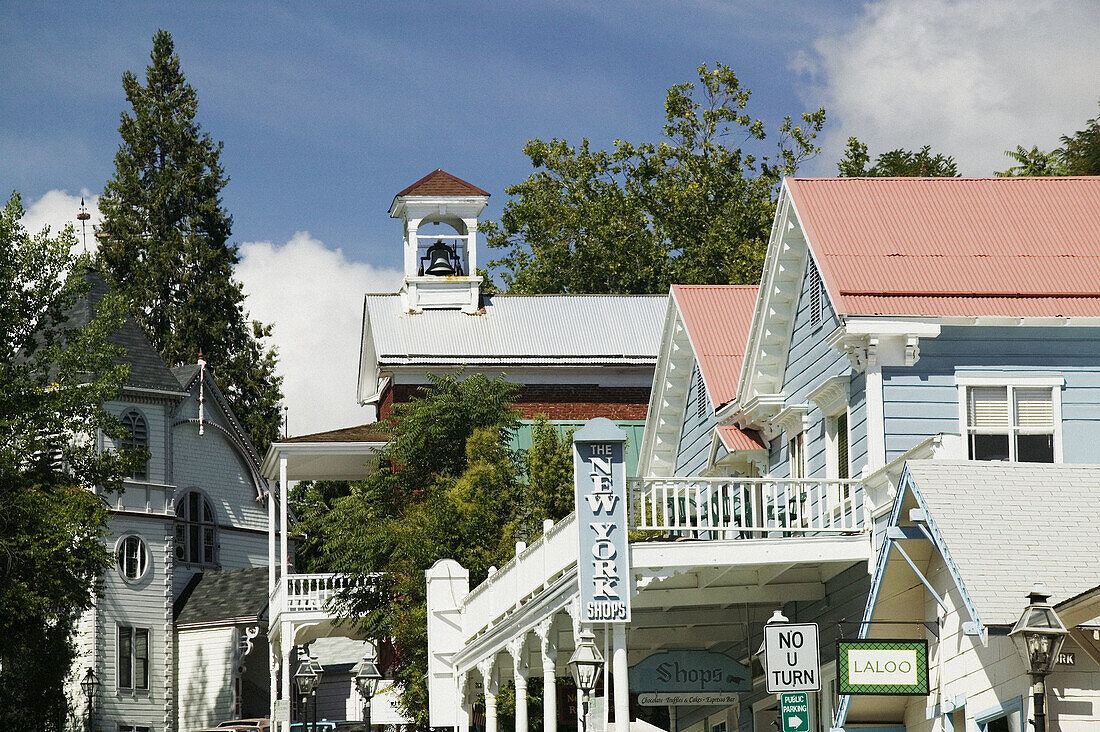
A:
573;418;631;624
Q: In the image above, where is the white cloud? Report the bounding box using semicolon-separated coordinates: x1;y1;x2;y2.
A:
799;0;1100;175
237;233;402;437
20;189;102;255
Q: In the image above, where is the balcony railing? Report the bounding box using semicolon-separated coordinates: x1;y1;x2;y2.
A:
271;573;356;616
628;476;865;538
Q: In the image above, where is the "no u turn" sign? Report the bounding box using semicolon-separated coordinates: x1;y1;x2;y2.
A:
764;623;821;693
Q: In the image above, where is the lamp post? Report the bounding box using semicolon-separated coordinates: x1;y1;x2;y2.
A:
568;630;605;732
80;668;99;732
1009;583;1069;732
354;651;384;731
295;653;323;732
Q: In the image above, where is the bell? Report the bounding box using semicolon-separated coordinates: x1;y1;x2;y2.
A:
424;240;456;276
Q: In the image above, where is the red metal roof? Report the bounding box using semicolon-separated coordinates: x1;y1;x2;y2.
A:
786;177;1100;317
716;425;766;452
671;285;758;409
396;169;490;197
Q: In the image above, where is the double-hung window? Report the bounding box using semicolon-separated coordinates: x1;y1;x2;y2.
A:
117;626;150;691
957;375;1063;463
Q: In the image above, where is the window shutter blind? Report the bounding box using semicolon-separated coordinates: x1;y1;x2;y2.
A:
836;412;849;479
968;387;1009;428
1015;388;1054;429
809;259;822;327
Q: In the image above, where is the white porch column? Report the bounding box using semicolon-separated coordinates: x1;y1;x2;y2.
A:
269;649;279;728
279;452;289;580
537;618;559;732
865;340;886;471
612;624;629;731
280;631;293;732
478;658;498;732
509;637;530;732
268;483;276;594
455;671;470;732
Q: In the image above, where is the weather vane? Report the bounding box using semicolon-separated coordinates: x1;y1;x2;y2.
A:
76;197;91;253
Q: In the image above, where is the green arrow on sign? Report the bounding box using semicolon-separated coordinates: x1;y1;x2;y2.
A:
780;692;810;732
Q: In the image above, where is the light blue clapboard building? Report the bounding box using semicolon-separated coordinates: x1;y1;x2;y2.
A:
425;176;1100;732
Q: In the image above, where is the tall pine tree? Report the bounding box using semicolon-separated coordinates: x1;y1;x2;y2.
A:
98;30;282;450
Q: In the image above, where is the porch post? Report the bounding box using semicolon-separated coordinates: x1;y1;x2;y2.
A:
268;483;276;594
280;633;293;732
537;618;559;732
455;671;470;732
279;451;289;580
612;624;629;731
509;638;530;732
479;658;498;732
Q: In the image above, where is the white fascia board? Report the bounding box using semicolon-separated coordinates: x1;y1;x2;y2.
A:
841;317;942;337
954;373;1065;387
738;185;801;406
388;195;490;219
259;440;387;479
638;291;680;477
357;296;380;405
938;316;1100;327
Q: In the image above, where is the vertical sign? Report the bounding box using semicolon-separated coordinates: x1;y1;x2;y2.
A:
764;623;820;693
573;417;631;624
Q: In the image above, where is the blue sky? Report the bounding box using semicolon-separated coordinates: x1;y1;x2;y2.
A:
4;1;1098;433
3;1;855;269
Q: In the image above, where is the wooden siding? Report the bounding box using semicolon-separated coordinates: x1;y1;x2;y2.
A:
770;257;863;482
675;361;716;475
107;399;171;485
882;326;1100;464
98;513;173;731
176;627;236;731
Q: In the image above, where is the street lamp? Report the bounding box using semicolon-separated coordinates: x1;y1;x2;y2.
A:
1009;583;1069;732
294;653;324;732
568;630;605;732
354;650;384;730
80;668;99;732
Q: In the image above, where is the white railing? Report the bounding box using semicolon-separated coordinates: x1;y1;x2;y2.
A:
277;572;355;614
462;513;578;640
628;477;865;538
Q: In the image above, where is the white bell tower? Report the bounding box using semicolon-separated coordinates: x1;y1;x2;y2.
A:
389;169;490;313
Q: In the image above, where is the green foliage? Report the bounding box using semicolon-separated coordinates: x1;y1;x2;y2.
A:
97;29;283;451
997;102;1100;177
309;375;574;728
995;145;1068;177
837;137;959;177
1059;101;1100;175
524;417;575;525
0;192;142;728
485;63;825;293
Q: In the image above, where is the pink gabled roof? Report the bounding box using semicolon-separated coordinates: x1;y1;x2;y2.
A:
396;169;490;197
786;177;1100;317
671;285;758;409
716;425;766;452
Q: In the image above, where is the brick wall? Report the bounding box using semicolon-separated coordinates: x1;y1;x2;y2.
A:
379;382;649;420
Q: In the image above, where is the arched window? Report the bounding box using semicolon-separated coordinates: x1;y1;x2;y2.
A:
117;535;149;581
175;491;217;566
120;409;149;479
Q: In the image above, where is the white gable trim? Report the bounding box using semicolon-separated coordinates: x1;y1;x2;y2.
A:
738;183;815;424
637;293;695;477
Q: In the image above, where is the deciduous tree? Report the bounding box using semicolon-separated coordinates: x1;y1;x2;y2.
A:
97;29;283;450
0;193;142;728
837;137;959;177
486;64;825;293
